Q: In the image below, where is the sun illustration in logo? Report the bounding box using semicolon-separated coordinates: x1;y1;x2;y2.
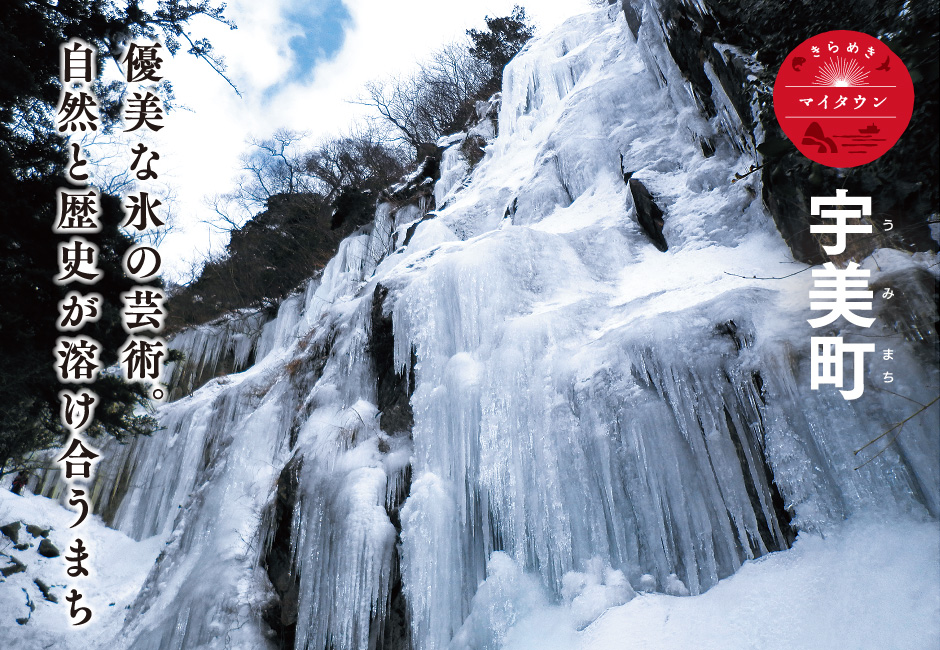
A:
814;57;870;86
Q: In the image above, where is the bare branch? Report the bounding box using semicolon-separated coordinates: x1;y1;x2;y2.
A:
854;395;940;469
723;267;812;280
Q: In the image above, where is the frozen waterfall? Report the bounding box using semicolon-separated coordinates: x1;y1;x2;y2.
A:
53;5;939;650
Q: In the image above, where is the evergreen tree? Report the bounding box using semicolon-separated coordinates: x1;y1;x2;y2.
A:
0;0;232;475
467;5;535;94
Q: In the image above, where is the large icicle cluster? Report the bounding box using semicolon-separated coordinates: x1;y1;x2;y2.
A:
64;6;937;650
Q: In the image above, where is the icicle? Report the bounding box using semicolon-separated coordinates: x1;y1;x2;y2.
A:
85;6;938;650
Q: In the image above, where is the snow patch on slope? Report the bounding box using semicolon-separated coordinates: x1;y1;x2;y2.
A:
0;491;163;649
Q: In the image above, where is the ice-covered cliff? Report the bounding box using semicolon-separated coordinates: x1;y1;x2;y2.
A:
14;4;938;649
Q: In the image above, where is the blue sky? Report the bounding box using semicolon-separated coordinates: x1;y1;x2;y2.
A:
286;0;353;79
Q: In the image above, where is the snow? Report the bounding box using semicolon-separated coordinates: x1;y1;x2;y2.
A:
5;4;938;649
449;514;940;650
0;490;164;649
578;514;940;650
4;492;937;649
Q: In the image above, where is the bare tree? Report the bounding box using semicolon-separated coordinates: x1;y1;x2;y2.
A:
203;129;312;234
305;125;407;199
360;42;488;151
205;191;247;233
235;129;311;211
171;124;408;328
362;75;424;150
419;43;488;135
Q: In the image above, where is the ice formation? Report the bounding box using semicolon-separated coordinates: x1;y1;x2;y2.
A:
22;4;938;649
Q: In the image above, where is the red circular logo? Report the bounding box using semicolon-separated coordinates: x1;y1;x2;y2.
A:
773;30;914;168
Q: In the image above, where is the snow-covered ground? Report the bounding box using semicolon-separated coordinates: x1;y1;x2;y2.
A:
580;514;939;650
3;489;937;648
458;513;940;650
0;490;163;648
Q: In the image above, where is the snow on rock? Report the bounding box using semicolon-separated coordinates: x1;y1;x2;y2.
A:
561;558;635;629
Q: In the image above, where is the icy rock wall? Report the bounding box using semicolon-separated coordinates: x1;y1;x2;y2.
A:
34;304;291;512
90;6;937;650
100;223;413;649
164;310;270;401
622;0;940;263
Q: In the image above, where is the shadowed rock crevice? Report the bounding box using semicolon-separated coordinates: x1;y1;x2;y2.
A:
374;465;413;650
370;284;416;436
385;153;441;205
628;178;668;251
715;320;796;550
262;457;302;649
368;281;415;650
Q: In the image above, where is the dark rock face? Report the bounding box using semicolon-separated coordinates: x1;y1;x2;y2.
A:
37;539;59;558
369;284;415;650
386;154;441;205
622;0;939;264
460;134;487;168
623;0;642;39
370;285;415;436
262;457;302;650
261;329;338;645
376;465;413;650
260;286;415;649
1;554;26;577
1;521;21;544
402;214;437;248
25;524;48;538
34;578;57;603
714;321;796;550
628;178;668;251
331;187;376;230
760;164;827;264
661;4;719;120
